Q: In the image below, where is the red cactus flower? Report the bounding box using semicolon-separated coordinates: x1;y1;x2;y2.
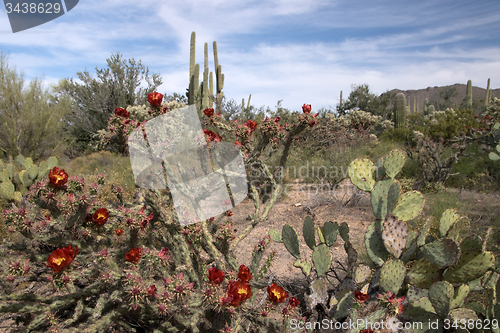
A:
48;167;68;187
354;290;369;303
288;296;300;308
92;208;109;226
146;284;157;297
244;119;258;132
125;247;142;264
115;229;124;235
207;267;225;285
274;117;280;123
237;264;252;282
114;107;130;118
360;330;374;333
302;104;312;113
267;283;289;303
234;140;242;147
226;280;252;306
148;92;163;107
203;129;222;142
203;108;215;117
46;245;78;273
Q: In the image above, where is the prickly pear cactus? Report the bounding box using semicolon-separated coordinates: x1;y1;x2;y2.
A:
383;149;405;179
421;238;460;267
312;244;332;276
370;179;401;220
365;220;389;267
406;258;442;289
439;208;460;238
282;224;300;259
382;215;408;258
428;281;454;318
391;190;425;222
380;259;406;294
348;158;375;191
443;250;495;284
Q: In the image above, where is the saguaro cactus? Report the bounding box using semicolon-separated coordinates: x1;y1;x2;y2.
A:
485;78;491;107
186;32;224;113
340;90;343;110
394;93;406;129
466;79;472;109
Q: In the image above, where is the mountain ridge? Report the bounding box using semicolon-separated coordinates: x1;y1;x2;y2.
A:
388;82;500;112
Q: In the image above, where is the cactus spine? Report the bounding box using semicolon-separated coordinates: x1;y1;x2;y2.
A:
394;93;406;129
466;79;472;109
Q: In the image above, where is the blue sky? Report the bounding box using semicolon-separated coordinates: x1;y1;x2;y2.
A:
1;0;500;112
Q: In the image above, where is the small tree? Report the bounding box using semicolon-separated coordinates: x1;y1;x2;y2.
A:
0;51;71;160
54;52;162;152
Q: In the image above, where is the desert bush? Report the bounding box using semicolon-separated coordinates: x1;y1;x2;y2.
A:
53;52;162;154
424;108;483;141
0;51;72;160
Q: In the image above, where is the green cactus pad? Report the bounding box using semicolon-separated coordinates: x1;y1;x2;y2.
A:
439;208;460;238
370;179;401;220
401;243;418;263
303;215;316;249
450;284;469;309
383;149;406;179
27;165;39;180
0;181;15;200
0;169;9;182
339;222;349;243
293;259;312;276
407;286;429;303
354;264;372;285
14;191;22;202
305;278;328;312
312;244;332;276
268;229;283;243
417;217;433;247
392;190;425;221
6;163;12;179
447;307;478;321
0;160;3;172
16;154;25;166
348;158;375;191
317;227;325;244
405;296;436;317
20;170;30;187
38;160;49;177
333;291;354;320
407;231;418;249
429;281;454;318
460;235;482;253
375;156;386;181
22;156;33;170
481;271;498;290
322;221;338;247
465;301;484;317
421;239;460;267
382;215;408;258
380;259;406;294
365;220;389;266
282;224;301;259
443;250;495;284
47;156;58;169
407;258;443;289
